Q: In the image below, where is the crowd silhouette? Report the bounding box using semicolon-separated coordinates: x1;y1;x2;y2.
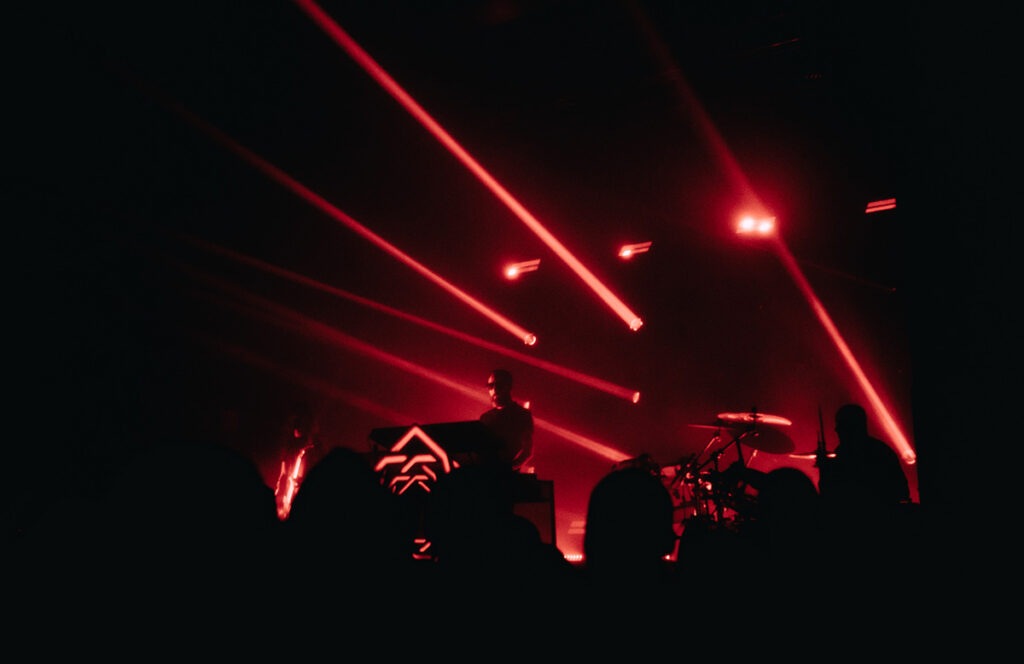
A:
7;401;941;645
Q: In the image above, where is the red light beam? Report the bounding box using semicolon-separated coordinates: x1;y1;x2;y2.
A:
629;9;912;463
177;237;640;403
630;6;767;215
185;269;637;461
770;238;915;464
294;0;643;332
533;418;632;465
185;334;417;426
152;96;537;347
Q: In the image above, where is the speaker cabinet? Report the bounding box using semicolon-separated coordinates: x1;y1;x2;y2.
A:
512;476;555;546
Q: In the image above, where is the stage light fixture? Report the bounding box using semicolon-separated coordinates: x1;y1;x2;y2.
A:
504;259;540;279
736;215;776;236
865;198;896;213
618;241;652;259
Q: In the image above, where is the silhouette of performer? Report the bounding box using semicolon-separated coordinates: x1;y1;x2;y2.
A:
815;401;914;565
816;403;910;511
479;369;534;472
812;403;925;601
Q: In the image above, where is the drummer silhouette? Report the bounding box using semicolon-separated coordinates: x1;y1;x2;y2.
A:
816;403;910;515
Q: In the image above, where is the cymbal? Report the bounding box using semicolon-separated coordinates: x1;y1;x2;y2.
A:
716;411;793;427
789;451;837;460
734;427;795;454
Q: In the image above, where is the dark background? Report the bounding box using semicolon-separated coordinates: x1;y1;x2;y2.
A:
13;1;998;559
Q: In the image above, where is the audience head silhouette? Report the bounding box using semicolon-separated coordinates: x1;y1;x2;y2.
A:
583;464;676;577
283;445;413;569
745;466;823;565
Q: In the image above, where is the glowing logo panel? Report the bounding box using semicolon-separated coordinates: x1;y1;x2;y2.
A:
373;425;453;495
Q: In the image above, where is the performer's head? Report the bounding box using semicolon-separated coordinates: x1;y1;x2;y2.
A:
834;403;868;439
487;369;514;407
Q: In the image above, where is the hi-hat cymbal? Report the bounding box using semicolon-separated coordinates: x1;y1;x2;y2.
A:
734;427;795;454
716;411;793;427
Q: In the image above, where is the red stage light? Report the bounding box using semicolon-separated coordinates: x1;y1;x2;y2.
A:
504;259;540;279
618;241;652;259
736;215;776;236
865;198;897;213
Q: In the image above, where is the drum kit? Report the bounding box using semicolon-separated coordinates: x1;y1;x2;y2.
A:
662;407;814;527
